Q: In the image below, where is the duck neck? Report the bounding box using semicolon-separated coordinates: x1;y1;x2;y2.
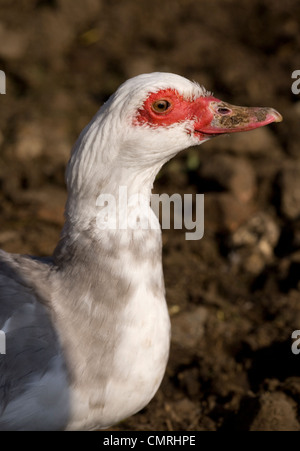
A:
53;103;166;263
53;161;163;266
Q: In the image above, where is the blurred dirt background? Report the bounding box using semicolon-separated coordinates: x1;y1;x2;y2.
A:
1;0;300;431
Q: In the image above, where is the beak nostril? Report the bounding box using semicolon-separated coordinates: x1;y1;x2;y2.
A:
217;107;232;115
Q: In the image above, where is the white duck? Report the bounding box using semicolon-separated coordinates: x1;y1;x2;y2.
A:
0;72;282;431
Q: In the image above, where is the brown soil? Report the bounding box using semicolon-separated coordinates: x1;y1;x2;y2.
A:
1;0;300;431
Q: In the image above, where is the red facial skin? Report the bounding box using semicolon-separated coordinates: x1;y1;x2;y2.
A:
134;88;282;140
135;89;215;133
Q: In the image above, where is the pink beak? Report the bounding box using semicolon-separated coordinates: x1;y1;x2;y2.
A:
195;97;283;137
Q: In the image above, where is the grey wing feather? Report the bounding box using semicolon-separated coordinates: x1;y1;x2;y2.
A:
0;251;70;431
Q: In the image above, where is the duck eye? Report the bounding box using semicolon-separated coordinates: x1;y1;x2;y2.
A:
152;100;171;113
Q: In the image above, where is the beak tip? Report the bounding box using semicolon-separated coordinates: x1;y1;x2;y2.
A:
270;109;283;123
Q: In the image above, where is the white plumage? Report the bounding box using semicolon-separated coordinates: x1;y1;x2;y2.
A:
0;72;282;430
